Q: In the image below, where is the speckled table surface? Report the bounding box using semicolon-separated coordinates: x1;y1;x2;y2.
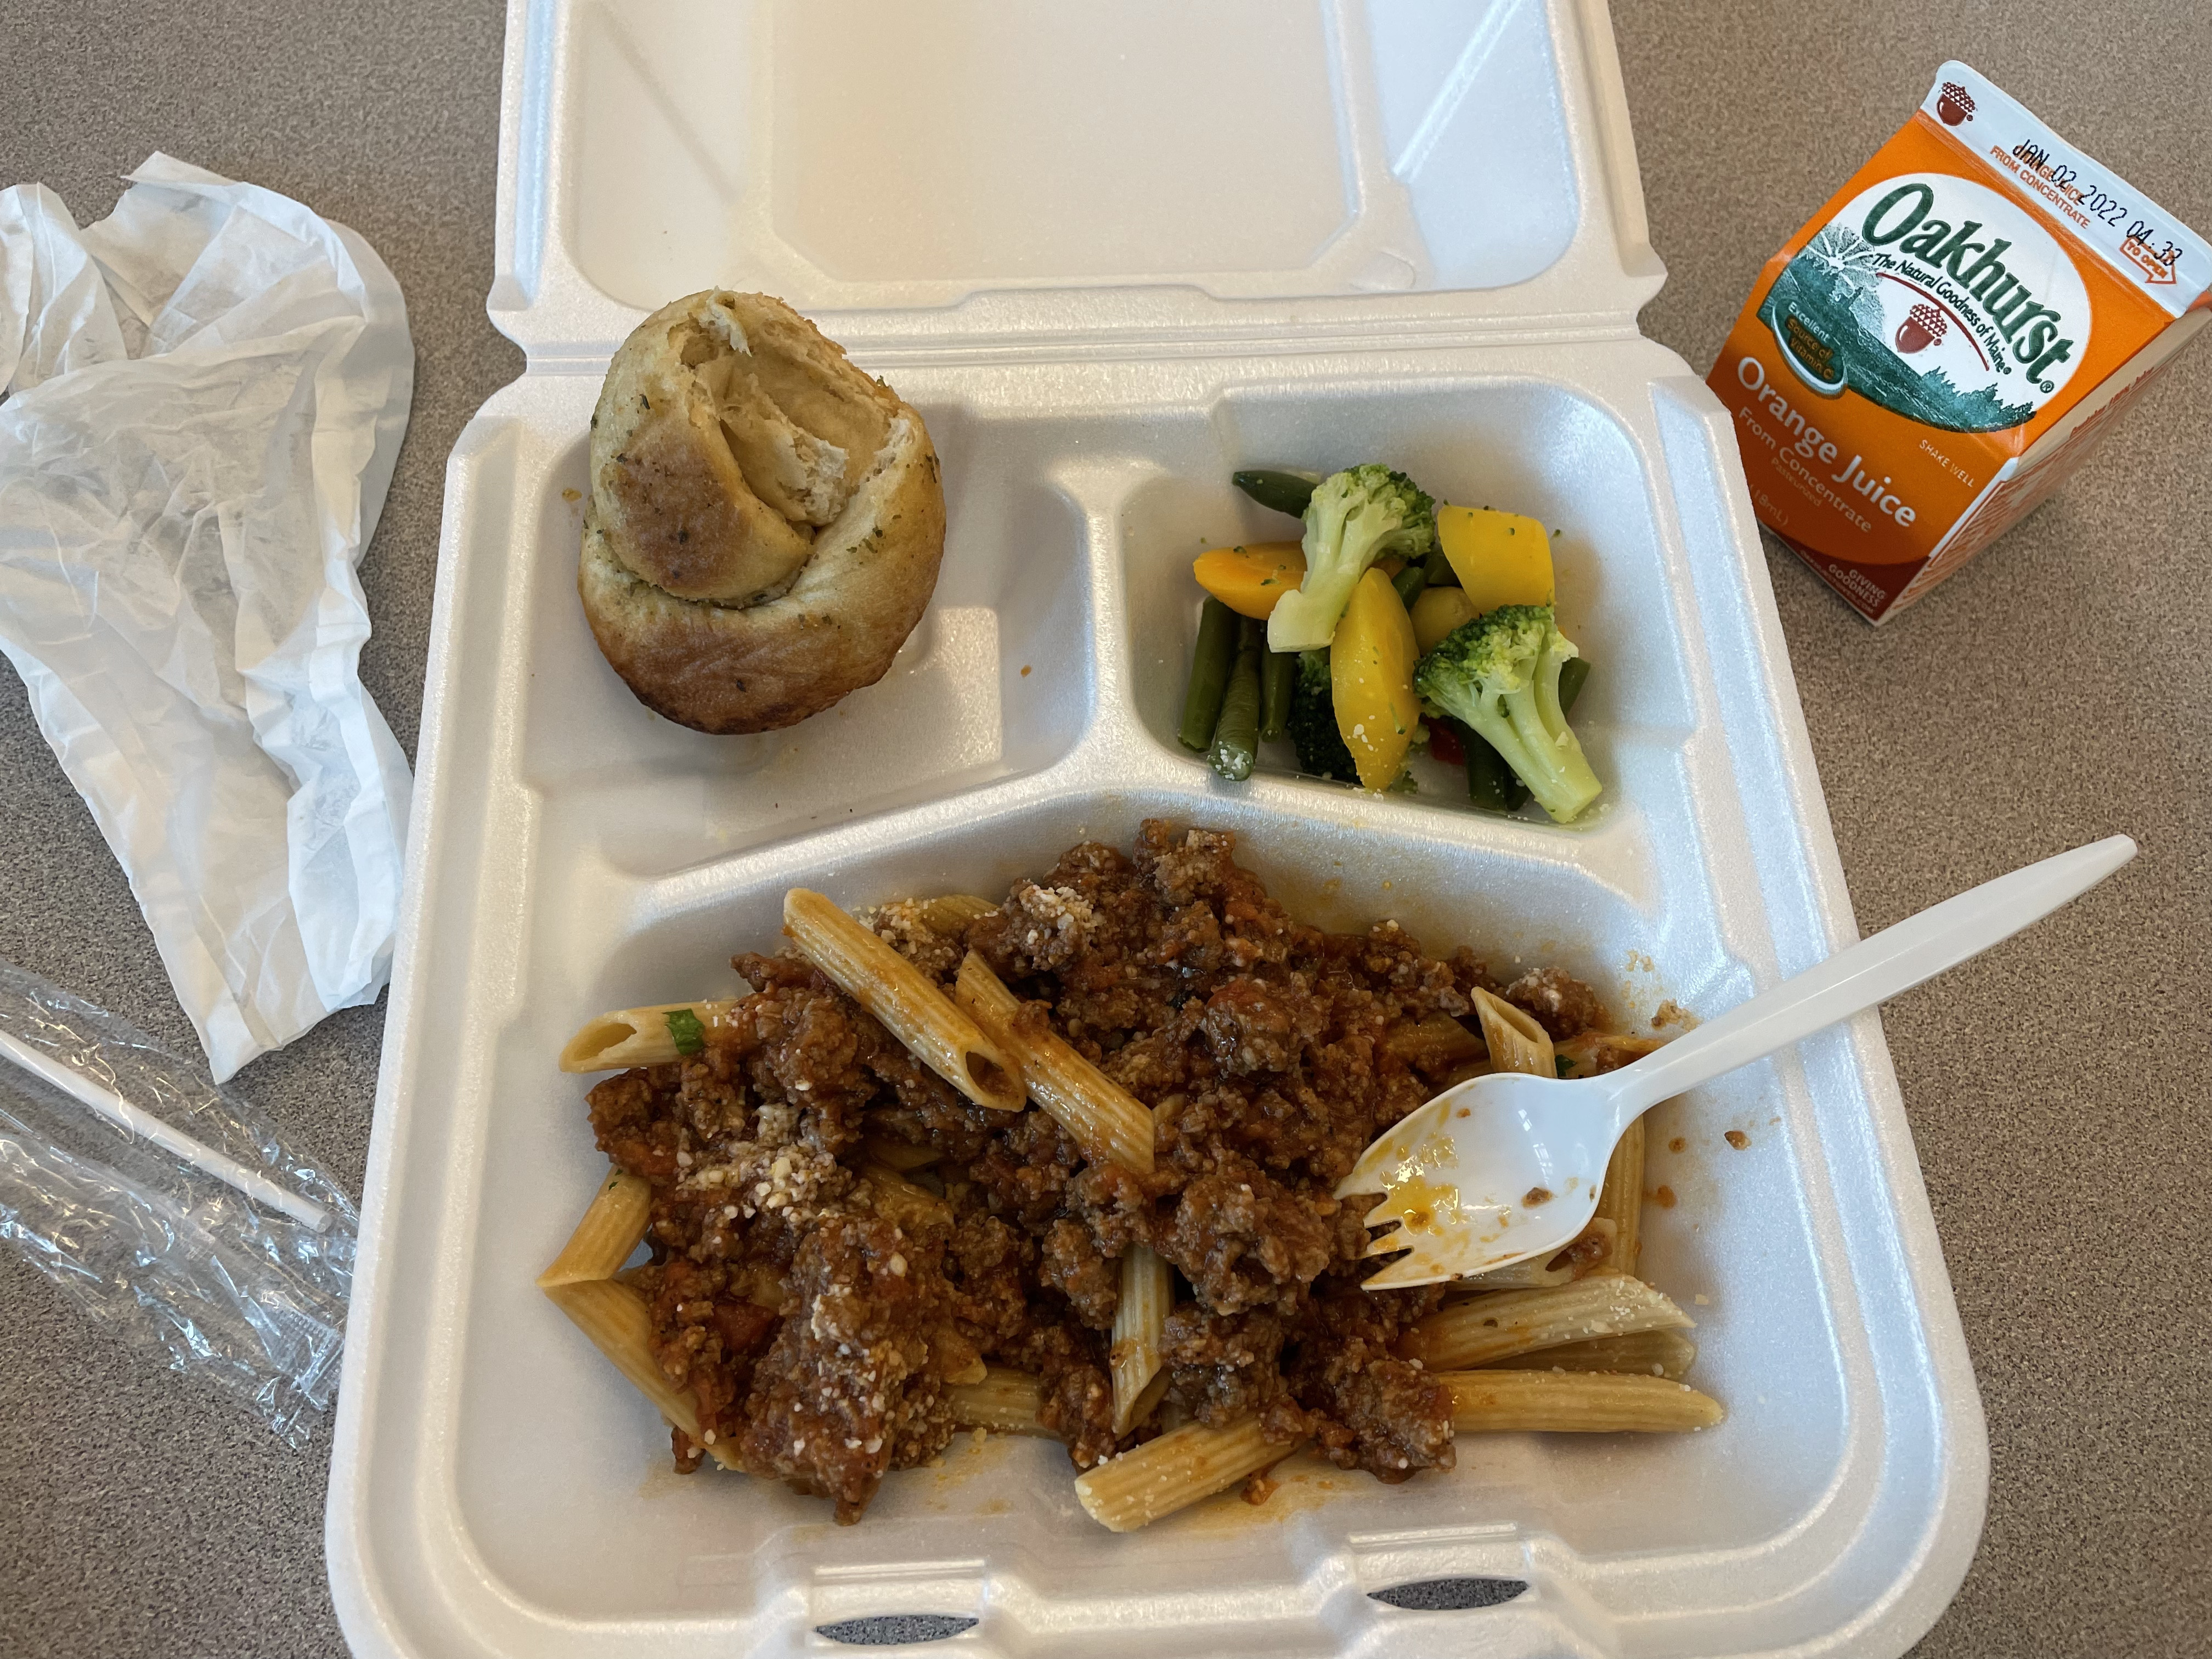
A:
0;3;2204;1655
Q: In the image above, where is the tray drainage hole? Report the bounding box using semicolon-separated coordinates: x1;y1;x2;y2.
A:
1370;1577;1528;1611
816;1613;979;1646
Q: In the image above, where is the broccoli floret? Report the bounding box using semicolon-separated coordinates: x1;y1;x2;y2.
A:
1287;649;1359;783
1265;465;1436;652
1413;604;1601;823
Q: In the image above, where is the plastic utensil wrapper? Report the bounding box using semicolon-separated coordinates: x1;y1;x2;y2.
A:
0;154;414;1079
0;959;356;1446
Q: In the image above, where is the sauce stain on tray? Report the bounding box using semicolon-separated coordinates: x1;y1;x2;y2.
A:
1177;1451;1349;1533
637;1460;699;1501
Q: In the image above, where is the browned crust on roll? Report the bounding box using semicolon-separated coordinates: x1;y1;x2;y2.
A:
579;291;946;735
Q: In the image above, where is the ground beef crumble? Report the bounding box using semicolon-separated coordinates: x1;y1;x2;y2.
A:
1503;965;1605;1039
864;899;963;983
580;819;1615;1522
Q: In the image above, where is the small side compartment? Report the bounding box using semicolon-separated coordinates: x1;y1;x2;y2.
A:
516;387;1094;875
1116;371;1697;834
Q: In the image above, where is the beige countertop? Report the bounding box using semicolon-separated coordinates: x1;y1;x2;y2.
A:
1;2;2203;1653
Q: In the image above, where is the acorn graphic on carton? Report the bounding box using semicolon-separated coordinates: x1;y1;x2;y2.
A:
1894;301;1948;355
1937;82;1975;126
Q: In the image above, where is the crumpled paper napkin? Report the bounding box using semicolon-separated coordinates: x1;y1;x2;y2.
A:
0;154;413;1081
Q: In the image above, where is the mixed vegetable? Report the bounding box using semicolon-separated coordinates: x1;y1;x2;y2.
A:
1177;466;1604;822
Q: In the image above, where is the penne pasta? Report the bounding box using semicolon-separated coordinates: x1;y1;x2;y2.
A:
1383;1013;1486;1076
1128;1367;1172;1430
1448;1219;1615;1294
558;1000;742;1073
1483;1328;1698;1381
543;1277;742;1471
955;952;1155;1173
1436;1056;1493;1091
1470;988;1555;1077
947;1366;1056;1437
537;1169;654;1288
1399;1272;1692;1370
1074;1418;1306;1533
1110;1245;1175;1435
1594;1114;1646;1274
860;1163;954;1230
1448;1255;1576;1294
731;1262;791;1312
918;893;998;936
859;1136;941;1173
785;890;1027;1111
1556;1029;1668;1077
1441;1369;1724;1432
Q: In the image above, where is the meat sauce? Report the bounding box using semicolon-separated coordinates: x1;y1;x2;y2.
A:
586;820;1613;1522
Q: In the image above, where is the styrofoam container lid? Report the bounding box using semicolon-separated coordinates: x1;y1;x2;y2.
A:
492;0;1666;360
328;3;1987;1656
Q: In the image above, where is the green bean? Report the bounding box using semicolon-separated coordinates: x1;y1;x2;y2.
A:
1461;724;1526;812
1209;620;1263;781
1423;544;1458;586
1259;647;1295;742
1391;560;1428;611
1463;657;1592;812
1178;598;1239;751
1558;655;1591;713
1231;469;1319;519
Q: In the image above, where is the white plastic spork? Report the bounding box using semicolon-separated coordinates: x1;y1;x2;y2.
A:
1338;835;2137;1289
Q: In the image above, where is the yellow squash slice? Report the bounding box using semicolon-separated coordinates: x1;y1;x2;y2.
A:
1437;506;1554;614
1330;568;1421;792
1409;585;1479;654
1192;541;1306;620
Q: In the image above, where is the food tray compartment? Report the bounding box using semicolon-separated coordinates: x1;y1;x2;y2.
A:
1116;374;1695;807
522;397;1091;876
330;350;1983;1659
470;787;1812;1610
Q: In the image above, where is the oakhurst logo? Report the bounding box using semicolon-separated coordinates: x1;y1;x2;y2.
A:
1860;181;2078;375
1759;171;2090;432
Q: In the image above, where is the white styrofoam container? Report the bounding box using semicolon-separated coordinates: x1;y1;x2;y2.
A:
326;2;1988;1654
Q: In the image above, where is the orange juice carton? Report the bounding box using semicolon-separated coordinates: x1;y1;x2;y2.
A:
1708;61;2210;622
